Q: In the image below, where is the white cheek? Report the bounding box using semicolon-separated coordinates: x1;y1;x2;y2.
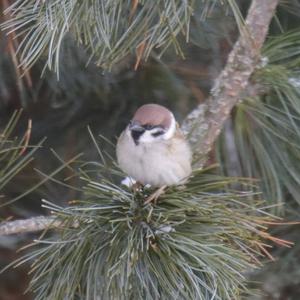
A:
163;114;176;140
139;130;156;143
126;127;131;138
126;127;157;144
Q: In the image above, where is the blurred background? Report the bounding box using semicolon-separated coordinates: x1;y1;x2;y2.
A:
0;1;300;299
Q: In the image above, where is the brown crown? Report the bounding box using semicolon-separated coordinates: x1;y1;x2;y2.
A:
132;104;173;129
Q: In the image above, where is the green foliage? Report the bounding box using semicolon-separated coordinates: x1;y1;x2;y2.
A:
2;0;194;73
279;0;300;17
0;111;43;208
1;3;299;299
216;29;300;214
9;158;280;300
1;0;245;75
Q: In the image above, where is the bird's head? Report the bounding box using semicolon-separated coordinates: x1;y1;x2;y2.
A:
127;104;176;145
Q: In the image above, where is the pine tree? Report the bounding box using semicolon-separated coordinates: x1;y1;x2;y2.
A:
0;1;300;299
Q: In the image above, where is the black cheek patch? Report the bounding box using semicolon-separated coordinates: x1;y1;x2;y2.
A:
131;130;144;145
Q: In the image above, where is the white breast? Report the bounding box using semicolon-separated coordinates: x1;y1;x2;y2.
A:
116;130;192;187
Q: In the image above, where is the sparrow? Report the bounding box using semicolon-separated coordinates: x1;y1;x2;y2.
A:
116;104;192;192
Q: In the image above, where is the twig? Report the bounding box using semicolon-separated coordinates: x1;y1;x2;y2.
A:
129;0;139;23
2;0;32;89
19;119;32;156
0;216;63;235
182;0;279;167
134;40;146;70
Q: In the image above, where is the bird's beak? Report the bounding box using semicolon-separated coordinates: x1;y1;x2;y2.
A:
129;121;144;132
129;121;145;145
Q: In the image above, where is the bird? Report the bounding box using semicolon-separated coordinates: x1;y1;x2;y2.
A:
116;104;192;201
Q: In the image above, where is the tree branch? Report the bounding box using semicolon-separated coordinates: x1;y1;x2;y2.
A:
0;0;280;236
182;0;279;166
0;216;63;235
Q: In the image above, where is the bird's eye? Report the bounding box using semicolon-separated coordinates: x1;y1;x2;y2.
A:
143;124;155;130
151;130;165;137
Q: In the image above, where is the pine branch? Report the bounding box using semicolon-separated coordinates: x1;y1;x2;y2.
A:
0;0;279;237
182;0;279;166
1;0;194;72
12;174;285;299
0;216;62;235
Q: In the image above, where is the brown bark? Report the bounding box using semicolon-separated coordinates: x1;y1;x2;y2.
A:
182;0;279;166
0;216;62;235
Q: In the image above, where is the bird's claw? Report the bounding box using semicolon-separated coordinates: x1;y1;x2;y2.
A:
145;185;167;204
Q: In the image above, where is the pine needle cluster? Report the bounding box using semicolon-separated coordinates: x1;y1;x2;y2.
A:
1;0;246;75
0;111;43;208
217;29;300;214
2;0;194;73
9;161;284;300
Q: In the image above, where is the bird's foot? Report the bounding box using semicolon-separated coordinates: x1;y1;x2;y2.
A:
132;182;143;192
145;185;167;204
